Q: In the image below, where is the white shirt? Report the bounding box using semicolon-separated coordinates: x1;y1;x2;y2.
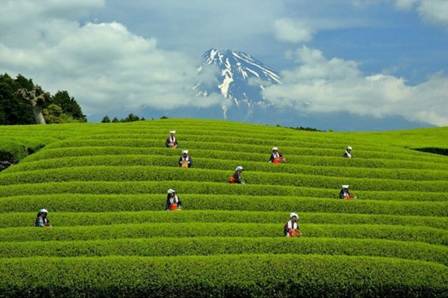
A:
168;195;179;204
287;220;298;230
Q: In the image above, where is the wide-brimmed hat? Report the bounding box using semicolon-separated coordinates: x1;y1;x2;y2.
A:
290;212;299;219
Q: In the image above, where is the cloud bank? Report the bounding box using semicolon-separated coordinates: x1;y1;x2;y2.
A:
0;0;221;117
263;47;448;126
0;0;446;127
393;0;448;26
274;19;315;43
355;0;448;26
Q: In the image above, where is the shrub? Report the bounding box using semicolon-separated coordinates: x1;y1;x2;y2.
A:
2;166;448;193
0;237;446;266
1;184;448;214
0;222;446;245
1;210;446;229
10;154;448;182
0;255;446;297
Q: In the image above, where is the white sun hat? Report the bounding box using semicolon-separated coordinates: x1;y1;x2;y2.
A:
39;208;48;214
272;147;279;151
235;166;244;171
342;185;350;189
169;130;176;134
167;189;176;194
290;212;299;219
347;146;352;150
182;150;189;154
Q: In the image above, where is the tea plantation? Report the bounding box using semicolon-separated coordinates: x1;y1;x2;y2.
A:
0;119;447;297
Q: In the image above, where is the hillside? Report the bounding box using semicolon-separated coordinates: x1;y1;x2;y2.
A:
0;119;447;296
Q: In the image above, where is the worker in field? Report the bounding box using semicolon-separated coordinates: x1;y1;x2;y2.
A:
35;208;51;227
178;150;192;168
228;166;245;184
284;212;301;237
343;146;353;159
165;189;182;211
165;130;178;148
339;185;353;200
269;147;286;164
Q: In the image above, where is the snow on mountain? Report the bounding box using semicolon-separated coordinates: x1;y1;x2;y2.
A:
195;49;281;117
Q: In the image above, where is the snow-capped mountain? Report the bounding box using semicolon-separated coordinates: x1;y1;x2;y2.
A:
195;49;281;117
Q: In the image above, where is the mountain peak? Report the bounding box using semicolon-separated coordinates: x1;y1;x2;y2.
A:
197;49;281;117
201;48;281;84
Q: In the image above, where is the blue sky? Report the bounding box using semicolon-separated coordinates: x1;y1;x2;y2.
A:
0;0;447;129
93;0;448;83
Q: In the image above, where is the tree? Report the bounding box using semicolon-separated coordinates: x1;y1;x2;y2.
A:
101;115;111;123
16;85;50;124
0;77;35;125
43;104;64;123
107;113;144;123
123;113;140;122
15;74;34;91
0;73;86;125
52;90;86;121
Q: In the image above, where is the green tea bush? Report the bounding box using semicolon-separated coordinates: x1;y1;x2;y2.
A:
10;154;448;182
1;210;446;229
0;237;446;265
2;119;448;297
46;136;446;164
1;182;448;206
0;223;446;245
2;166;448;193
0;255;446;297
24;146;448;171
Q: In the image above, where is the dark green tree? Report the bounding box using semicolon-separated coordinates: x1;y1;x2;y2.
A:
0;73;86;125
101;115;111;123
124;113;140;122
51;90;86;121
42;104;64;123
0;76;35;125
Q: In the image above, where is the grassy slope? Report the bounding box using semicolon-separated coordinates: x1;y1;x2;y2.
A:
0;119;447;296
342;126;448;149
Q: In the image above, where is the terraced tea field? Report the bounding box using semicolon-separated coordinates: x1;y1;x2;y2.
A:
0;119;447;297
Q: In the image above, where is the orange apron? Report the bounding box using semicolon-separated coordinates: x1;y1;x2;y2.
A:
343;194;353;201
289;229;301;237
272;157;283;164
228;176;237;184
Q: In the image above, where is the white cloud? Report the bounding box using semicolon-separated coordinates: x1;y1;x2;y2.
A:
274;18;315;43
263;47;448;126
273;15;371;45
393;0;418;10
355;0;448;26
417;0;448;26
0;0;221;117
394;0;448;26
